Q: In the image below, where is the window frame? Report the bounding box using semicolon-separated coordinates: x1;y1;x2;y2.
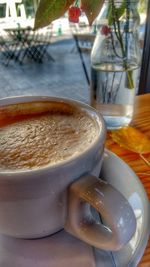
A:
138;0;150;94
0;3;6;18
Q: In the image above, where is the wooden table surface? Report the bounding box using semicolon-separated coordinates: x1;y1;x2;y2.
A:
106;93;150;266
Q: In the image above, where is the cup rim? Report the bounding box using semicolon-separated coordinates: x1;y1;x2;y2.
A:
0;95;106;177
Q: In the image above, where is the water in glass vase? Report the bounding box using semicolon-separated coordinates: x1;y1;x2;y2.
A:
90;0;141;129
90;65;139;129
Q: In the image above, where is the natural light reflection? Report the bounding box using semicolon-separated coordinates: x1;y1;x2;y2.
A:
128;193;143;253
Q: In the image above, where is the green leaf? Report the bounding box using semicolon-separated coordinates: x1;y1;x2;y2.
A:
107;0;127;26
34;0;74;29
81;0;104;26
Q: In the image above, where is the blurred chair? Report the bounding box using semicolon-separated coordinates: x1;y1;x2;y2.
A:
69;22;96;85
70;22;95;53
20;26;54;64
0;30;22;66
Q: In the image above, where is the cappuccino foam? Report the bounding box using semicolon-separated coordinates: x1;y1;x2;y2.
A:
0;101;99;171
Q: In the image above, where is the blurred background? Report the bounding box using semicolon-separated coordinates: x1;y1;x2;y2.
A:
0;0;149;101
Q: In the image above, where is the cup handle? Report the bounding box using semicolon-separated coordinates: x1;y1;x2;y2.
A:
65;175;136;251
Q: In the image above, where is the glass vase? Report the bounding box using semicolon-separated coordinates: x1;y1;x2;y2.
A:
90;0;141;129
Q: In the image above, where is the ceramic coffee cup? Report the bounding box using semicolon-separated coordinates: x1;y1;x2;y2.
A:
0;96;136;251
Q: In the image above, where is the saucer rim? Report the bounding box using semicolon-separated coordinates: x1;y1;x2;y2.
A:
100;149;150;267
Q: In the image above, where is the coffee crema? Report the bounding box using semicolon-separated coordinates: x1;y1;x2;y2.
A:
0;101;99;171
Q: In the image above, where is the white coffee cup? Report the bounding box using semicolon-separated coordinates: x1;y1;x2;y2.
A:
0;96;136;251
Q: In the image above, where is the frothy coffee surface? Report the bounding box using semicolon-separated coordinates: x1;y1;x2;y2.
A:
0;101;99;171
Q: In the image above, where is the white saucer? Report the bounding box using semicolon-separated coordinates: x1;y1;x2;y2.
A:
96;149;150;267
0;150;149;267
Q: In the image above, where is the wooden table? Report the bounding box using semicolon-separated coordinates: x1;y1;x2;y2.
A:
106;93;150;266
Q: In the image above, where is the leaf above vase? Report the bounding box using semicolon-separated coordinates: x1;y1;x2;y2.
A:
34;0;105;29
